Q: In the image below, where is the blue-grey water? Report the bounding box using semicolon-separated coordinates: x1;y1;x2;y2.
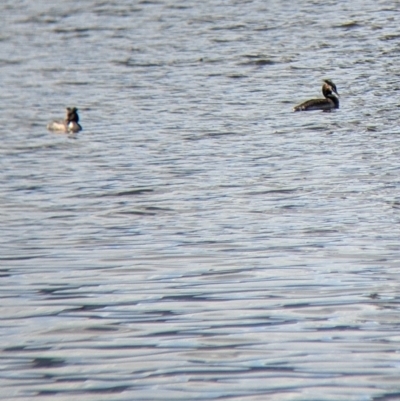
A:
2;1;400;400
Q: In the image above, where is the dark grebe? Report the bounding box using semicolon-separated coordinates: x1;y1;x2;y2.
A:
47;107;82;133
293;80;339;112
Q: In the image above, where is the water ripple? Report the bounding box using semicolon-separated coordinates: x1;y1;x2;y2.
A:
1;0;400;400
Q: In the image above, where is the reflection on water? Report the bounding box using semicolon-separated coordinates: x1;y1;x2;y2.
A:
1;0;400;400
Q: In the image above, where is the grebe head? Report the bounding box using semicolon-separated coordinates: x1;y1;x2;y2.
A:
323;79;339;98
66;107;80;123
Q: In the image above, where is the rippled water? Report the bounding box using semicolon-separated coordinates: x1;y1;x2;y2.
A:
2;0;400;400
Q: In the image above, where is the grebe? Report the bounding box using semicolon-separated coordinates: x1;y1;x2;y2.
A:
293;80;339;112
47;107;82;133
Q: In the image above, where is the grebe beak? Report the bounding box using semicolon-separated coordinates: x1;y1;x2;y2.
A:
331;86;339;97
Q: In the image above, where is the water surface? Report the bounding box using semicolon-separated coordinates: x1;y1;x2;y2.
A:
1;1;400;400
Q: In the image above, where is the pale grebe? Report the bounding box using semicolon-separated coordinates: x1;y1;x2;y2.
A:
47;107;82;133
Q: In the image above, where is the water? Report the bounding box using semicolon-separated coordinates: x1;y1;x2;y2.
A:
1;0;400;400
